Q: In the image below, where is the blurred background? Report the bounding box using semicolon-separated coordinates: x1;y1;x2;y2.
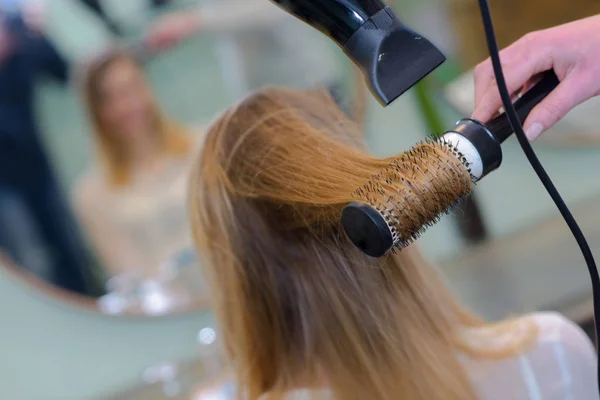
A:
2;0;600;398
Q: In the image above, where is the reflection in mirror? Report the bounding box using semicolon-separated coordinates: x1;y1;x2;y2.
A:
74;48;207;316
0;0;97;297
0;0;349;316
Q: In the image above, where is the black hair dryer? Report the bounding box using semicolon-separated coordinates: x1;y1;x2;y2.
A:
269;0;446;106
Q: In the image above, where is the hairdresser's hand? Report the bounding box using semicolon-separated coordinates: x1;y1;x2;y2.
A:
472;14;600;141
145;11;201;52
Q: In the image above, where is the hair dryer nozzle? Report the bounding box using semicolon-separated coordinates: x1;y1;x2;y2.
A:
344;7;446;106
269;1;445;106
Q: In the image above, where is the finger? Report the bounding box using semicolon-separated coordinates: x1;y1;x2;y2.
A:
523;73;597;141
472;34;552;123
473;62;548;123
474;58;494;106
519;73;544;96
474;44;524;106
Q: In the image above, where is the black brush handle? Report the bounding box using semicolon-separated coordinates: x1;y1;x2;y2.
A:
486;70;560;143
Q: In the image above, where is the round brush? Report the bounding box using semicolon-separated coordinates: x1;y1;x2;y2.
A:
342;70;559;258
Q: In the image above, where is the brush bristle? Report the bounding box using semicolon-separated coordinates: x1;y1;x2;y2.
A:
351;138;473;251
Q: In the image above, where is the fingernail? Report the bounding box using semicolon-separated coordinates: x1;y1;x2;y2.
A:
525;123;544;141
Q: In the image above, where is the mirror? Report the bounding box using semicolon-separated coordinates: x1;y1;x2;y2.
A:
0;0;349;316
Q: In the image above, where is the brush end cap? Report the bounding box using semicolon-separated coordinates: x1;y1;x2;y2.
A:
342;202;394;258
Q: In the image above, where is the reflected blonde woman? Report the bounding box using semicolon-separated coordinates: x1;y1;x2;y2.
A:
74;49;200;282
188;87;596;400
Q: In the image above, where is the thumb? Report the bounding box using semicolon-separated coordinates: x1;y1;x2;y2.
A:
523;74;595;141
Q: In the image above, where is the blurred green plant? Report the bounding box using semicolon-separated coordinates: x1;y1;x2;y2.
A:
413;56;465;137
413;77;445;137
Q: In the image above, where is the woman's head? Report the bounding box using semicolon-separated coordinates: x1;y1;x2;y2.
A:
84;49;190;185
189;88;534;400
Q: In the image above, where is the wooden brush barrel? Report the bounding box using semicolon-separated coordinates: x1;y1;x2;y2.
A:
449;0;600;68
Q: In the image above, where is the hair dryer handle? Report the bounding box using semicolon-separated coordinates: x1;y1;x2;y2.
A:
485;70;560;143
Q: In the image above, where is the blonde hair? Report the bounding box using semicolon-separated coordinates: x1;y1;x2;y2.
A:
83;49;191;186
188;87;537;400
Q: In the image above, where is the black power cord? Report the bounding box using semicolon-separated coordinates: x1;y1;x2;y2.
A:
476;0;600;392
